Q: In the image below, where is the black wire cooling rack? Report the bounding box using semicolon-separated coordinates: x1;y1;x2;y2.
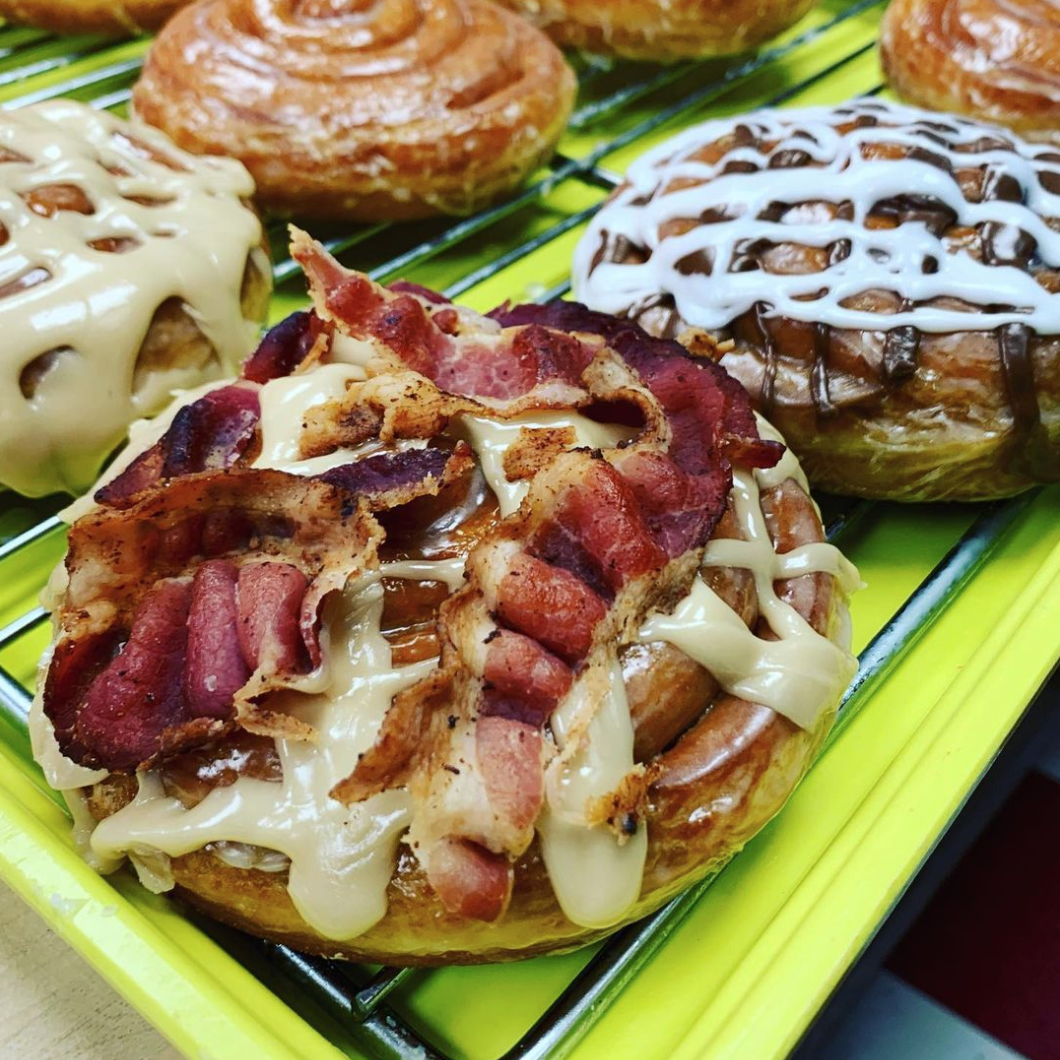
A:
0;2;1040;1057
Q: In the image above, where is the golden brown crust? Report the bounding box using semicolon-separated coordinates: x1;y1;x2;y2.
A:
580;104;1060;501
85;473;847;965
495;0;819;61
130;0;577;222
0;0;189;34
881;0;1060;144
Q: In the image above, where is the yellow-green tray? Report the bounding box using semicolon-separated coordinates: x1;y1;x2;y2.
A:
2;3;1058;1059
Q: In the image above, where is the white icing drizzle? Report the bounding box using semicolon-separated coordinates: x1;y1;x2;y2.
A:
573;98;1060;334
539;657;647;927
457;411;636;516
640;417;859;731
0;100;266;497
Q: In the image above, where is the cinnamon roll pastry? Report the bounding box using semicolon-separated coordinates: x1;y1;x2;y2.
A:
495;0;819;62
574;98;1060;502
881;0;1060;144
131;0;576;222
0;0;189;34
0;100;269;498
33;235;858;965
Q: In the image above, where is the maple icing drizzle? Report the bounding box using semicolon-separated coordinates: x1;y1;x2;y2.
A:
38;358;857;938
0;99;266;497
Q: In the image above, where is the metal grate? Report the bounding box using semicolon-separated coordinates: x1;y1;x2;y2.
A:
0;3;1032;1058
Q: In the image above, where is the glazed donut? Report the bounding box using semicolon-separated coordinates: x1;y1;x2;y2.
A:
574;98;1060;502
494;0;820;62
880;0;1060;144
0;100;269;498
131;0;576;222
32;235;858;965
0;0;189;34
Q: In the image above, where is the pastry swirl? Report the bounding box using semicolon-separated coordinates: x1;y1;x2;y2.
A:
34;237;858;964
495;0;820;62
131;0;576;221
881;0;1060;144
574;98;1060;501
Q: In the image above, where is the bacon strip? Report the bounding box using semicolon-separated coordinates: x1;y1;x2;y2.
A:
47;468;381;769
295;240;783;919
96;385;261;509
242;310;327;384
71;580;192;771
185;560;248;720
319;443;474;511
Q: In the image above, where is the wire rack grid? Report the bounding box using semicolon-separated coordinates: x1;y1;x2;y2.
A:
0;3;1046;1060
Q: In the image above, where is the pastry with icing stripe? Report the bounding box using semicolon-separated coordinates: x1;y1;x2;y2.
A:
0;100;270;498
33;235;858;964
574;98;1060;501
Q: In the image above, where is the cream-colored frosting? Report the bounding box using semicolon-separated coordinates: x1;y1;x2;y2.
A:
0;99;266;498
457;411;637;516
539;657;648;927
640;416;859;730
47;362;857;937
90;579;429;940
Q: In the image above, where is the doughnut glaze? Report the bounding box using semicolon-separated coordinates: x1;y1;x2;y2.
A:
574;98;1060;500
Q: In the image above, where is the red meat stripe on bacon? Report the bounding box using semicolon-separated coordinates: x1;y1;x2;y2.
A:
185;561;249;720
72;580;192;771
50;559;315;771
96;385;261;509
47;468;380;771
236;562;309;674
242;310;325;384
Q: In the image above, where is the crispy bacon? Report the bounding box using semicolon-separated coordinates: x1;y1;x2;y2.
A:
47;469;380;769
495;554;606;665
242;310;327;384
236;562;310;674
481;630;572;725
422;838;511;922
293;239;783;919
294;230;592;408
96;385;261;509
319;443;473;511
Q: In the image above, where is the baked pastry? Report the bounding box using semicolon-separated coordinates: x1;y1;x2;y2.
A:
130;0;576;222
32;233;858;965
574;98;1060;502
881;0;1060;144
0;99;270;498
0;0;189;34
495;0;820;61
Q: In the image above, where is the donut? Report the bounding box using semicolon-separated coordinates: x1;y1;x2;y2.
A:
573;98;1060;502
880;0;1060;144
130;0;577;223
32;233;859;965
0;100;269;499
0;0;189;34
494;0;820;62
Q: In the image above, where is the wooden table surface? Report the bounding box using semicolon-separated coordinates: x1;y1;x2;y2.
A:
0;878;182;1060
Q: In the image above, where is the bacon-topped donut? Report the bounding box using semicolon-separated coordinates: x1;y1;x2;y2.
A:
35;233;859;963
